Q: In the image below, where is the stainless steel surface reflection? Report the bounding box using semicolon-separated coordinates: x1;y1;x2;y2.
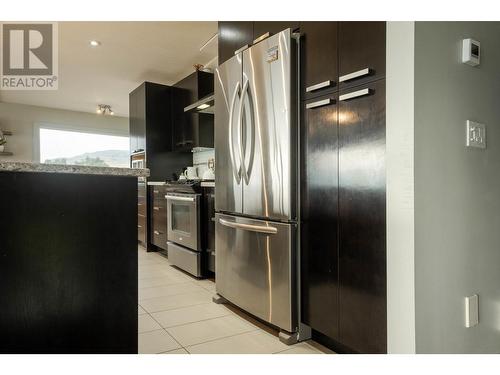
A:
214;29;298;335
215;213;295;331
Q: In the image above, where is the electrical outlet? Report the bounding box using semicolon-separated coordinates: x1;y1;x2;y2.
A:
466;120;486;149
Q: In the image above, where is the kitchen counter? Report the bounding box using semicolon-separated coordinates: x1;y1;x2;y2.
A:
0;166;139;353
0;161;149;177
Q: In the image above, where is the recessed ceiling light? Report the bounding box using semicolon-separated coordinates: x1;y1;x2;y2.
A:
89;40;101;47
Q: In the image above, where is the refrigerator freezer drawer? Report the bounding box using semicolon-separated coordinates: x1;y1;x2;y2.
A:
167;242;202;278
215;213;296;332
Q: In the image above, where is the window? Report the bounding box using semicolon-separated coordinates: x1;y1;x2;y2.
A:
38;127;129;168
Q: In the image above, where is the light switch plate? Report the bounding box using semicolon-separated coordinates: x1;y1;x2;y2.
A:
465;294;479;328
466;120;486;149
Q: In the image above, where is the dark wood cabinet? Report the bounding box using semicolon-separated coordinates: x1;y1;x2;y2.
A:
301;93;339;340
173;71;214;151
300;22;338;99
338;80;386;353
129;82;172;155
218;21;254;65
338;22;386;90
138;181;147;245
253;21;299;40
202;186;216;273
129;84;146;153
130;82;192;181
150;186;167;250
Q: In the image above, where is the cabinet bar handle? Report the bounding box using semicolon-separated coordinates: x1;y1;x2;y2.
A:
154;230;163;235
253;32;270;44
234;44;249;55
339;88;372;101
306;98;333;109
306;80;332;93
153;206;160;211
339;68;371;83
138;225;143;228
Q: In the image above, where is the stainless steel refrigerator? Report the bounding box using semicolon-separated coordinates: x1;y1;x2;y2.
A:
214;29;305;342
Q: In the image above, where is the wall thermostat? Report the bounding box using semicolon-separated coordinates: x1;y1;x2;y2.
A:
462;38;480;66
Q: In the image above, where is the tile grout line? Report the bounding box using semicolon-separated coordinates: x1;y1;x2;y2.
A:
152;309;236;330
180;326;261;353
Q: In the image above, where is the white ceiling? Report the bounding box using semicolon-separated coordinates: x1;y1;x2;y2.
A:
0;21;218;117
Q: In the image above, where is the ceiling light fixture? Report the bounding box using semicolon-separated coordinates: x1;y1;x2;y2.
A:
89;40;101;47
96;104;114;115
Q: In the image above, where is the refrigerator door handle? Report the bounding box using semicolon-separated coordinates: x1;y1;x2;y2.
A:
229;81;242;184
238;78;250;184
219;218;278;235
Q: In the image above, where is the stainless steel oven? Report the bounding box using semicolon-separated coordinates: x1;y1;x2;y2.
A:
166;193;200;251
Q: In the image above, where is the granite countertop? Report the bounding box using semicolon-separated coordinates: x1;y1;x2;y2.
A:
0;161;150;177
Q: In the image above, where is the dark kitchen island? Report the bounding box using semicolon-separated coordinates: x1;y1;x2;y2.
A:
0;162;148;354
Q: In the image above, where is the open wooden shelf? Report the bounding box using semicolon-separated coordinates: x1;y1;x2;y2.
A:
0;151;13;156
1;130;12;136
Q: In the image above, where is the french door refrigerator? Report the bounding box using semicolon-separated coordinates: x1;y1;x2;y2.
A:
214;29;305;342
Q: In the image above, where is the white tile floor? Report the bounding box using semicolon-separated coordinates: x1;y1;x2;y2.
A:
138;246;333;354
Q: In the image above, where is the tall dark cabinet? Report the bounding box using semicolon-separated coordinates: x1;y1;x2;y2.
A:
217;20;387;354
301;93;340;340
129;82;191;181
129;82;192;252
299;22;386;353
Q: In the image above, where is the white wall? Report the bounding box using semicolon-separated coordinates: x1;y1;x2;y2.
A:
414;22;500;353
386;21;416;354
0;102;128;162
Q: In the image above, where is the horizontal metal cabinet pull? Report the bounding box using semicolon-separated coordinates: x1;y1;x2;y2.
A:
339;88;372;101
219;218;278;234
252;32;270;44
339;68;371;83
306;98;333;109
154;230;163;235
137;225;142;229
306;80;332;93
153;206;161;211
165;195;195;202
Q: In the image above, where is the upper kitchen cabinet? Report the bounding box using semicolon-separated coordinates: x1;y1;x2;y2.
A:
253;21;299;41
173;70;214;151
129;82;173;155
338;22;386;89
300;22;338;99
218;22;254;65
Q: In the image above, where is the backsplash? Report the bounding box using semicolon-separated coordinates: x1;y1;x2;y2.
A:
192;148;215;178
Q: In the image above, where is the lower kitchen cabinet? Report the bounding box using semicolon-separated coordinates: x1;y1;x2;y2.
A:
338;79;386;353
301;93;339;340
150;186;168;250
138;181;147;245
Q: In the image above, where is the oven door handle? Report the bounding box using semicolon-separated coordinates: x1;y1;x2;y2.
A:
219;218;278;235
165;195;196;202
